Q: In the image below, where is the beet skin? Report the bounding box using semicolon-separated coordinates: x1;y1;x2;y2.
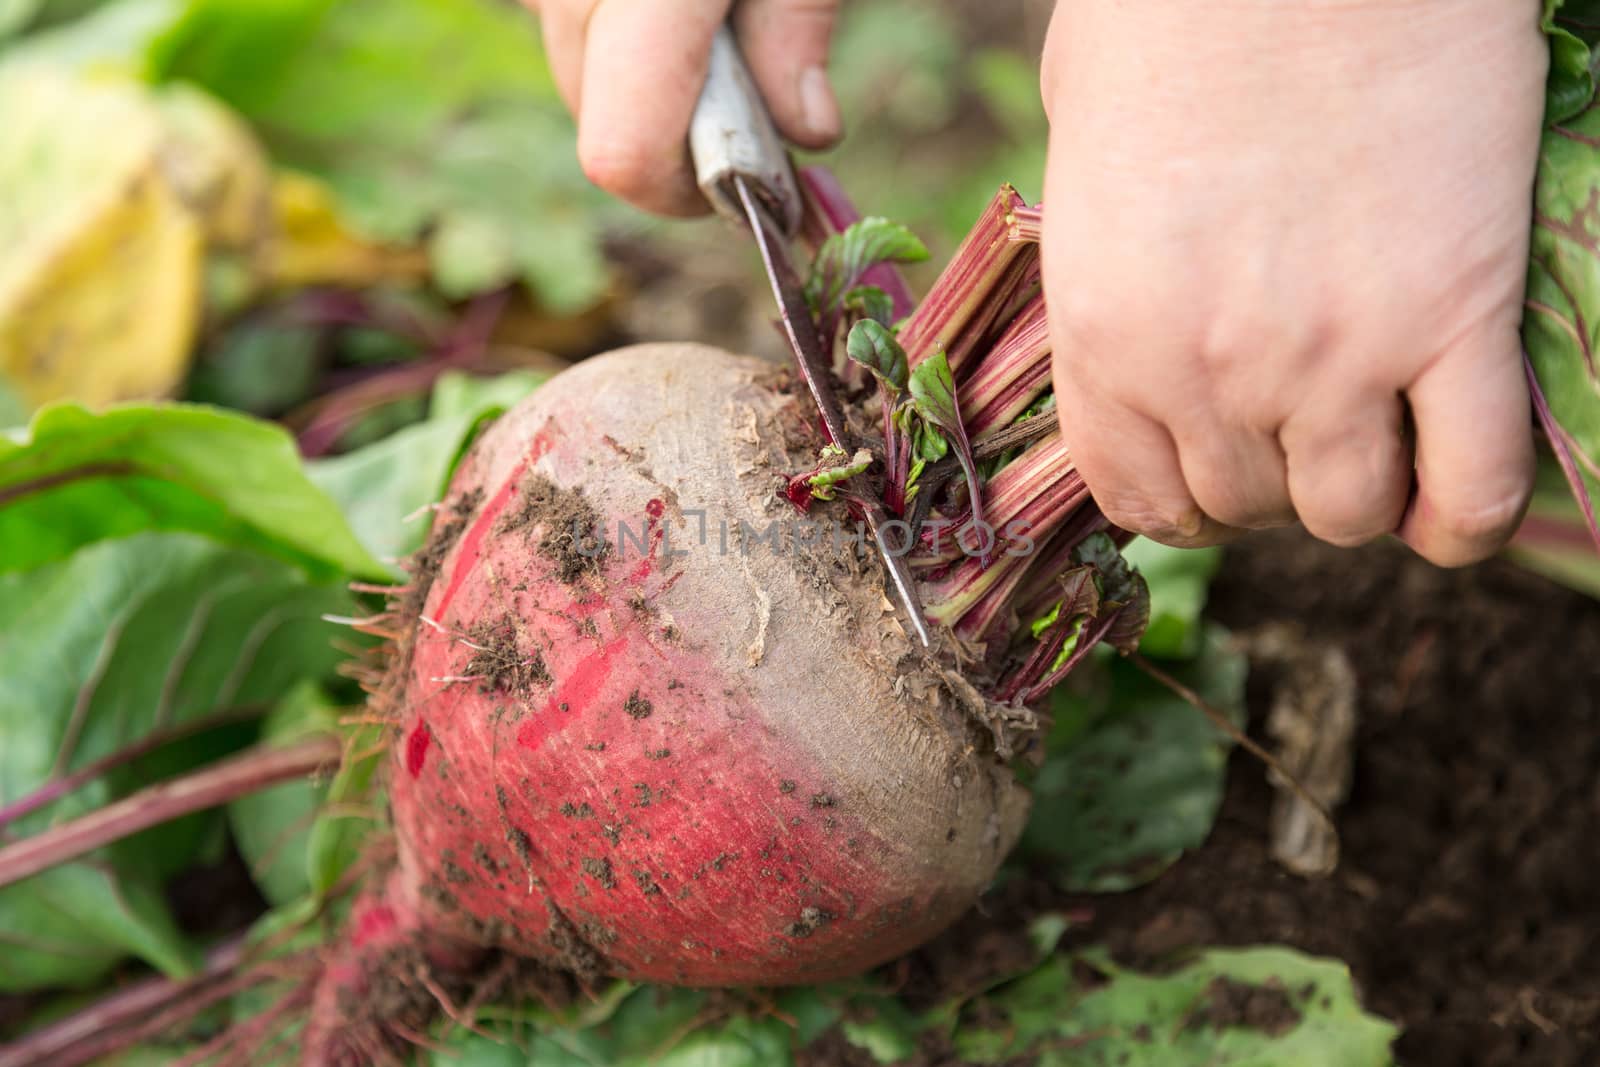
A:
303;344;1032;1061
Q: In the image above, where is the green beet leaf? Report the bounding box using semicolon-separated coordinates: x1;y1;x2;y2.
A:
806;216;930;316
305;717;383;898
0;402;385;580
1506;454;1600;597
1121;540;1224;658
846;318;909;393
842;284;896;327
0;531;353;991
806;446;874;501
1525;95;1600;537
421;929;1396;1067
147;0;630;312
948;946;1396;1066
1020;625;1245;892
1543;0;1600;123
225;681;339;907
307;369;546;566
907;349;960;436
908;349;986;541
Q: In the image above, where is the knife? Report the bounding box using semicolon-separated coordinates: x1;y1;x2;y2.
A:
689;26;932;647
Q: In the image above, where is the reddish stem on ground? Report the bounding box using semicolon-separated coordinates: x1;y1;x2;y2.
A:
0;736;339;889
0;706;267;832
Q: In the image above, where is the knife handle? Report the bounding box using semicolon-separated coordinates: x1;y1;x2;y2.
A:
689;25;802;237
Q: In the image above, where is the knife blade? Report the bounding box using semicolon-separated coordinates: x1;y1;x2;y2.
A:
732;177;933;648
690;28;932;647
732;176;850;450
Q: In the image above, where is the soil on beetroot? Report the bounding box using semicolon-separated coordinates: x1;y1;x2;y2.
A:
855;528;1600;1067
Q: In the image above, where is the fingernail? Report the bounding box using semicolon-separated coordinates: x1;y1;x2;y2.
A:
799;66;842;143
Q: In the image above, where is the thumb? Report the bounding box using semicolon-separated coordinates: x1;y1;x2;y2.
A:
733;0;843;149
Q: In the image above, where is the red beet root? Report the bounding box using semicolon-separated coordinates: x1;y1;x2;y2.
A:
407;344;1026;963
302;344;1038;1060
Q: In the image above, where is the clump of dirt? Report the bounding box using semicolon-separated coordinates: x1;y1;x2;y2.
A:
462;615;550;694
784;907;831;939
356;944;480;1056
581;857;616;890
406;486;485;613
889;875;1067;1013
506;825;533;871
546;907;608;982
472;842;502;876
623;690;652;720
1187;976;1300;1037
498;473;609;583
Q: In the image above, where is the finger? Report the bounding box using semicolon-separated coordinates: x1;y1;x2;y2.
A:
733;0;843;149
577;0;730;216
1172;422;1295;530
1397;329;1535;566
1053;376;1238;548
1281;392;1412;547
533;1;589;115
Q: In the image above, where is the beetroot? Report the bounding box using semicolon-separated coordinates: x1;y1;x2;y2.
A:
394;342;1032;975
302;343;1038;1060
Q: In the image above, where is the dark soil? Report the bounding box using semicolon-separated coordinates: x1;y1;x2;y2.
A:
893;529;1600;1066
498;472;610;583
404;485;483;615
462;614;550;694
1152;529;1600;1066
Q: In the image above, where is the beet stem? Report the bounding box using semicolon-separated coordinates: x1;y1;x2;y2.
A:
898;187;1034;377
0;937;250;1067
1010;204;1043;243
0;461;138;509
1524;351;1600;552
0;736;339;889
1131;653;1337;838
0;705;267;832
798;166;919;321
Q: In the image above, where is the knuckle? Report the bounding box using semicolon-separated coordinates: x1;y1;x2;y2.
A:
1288;431;1411;549
1188;465;1294;531
1194;308;1274;379
737;0;838;63
1095;494;1205;545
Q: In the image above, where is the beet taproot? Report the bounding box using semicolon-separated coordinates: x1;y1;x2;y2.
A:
301;344;1035;1060
393;342;1031;977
